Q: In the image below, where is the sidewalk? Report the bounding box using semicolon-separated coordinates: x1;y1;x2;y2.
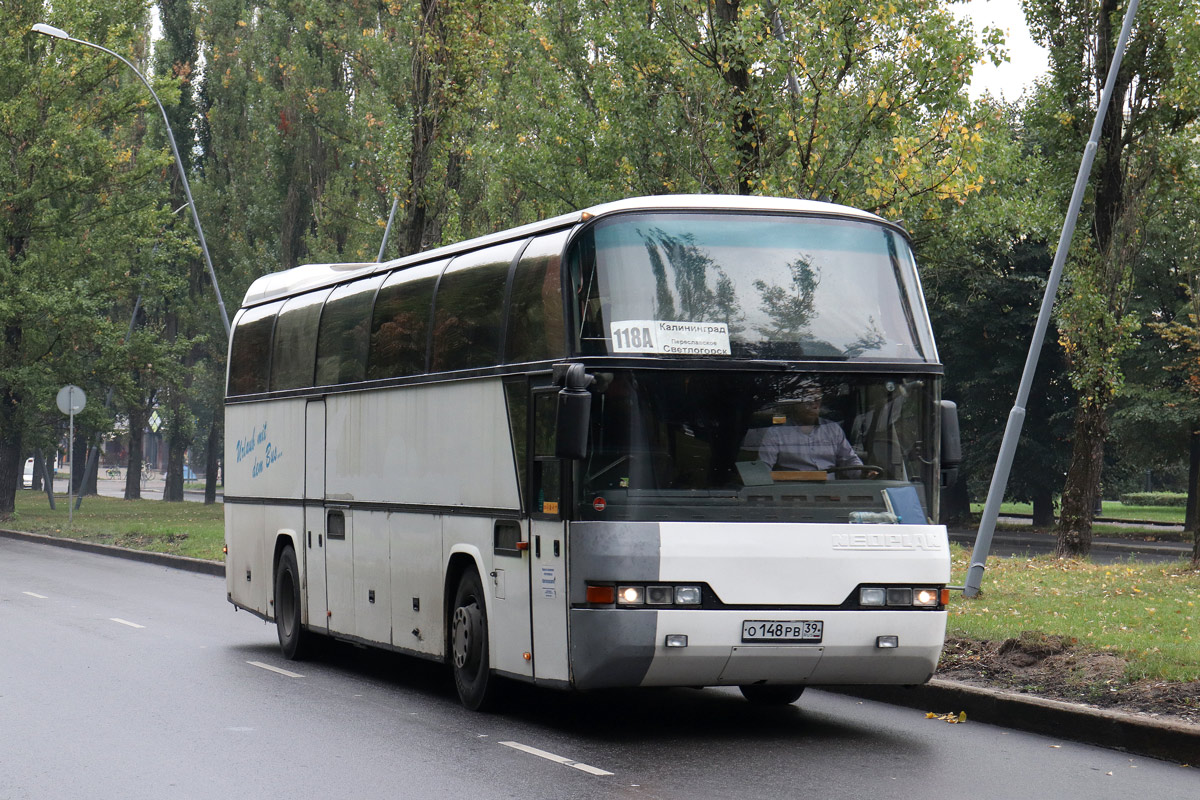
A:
2;523;1196;766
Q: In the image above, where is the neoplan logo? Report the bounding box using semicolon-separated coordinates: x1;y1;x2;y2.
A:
831;531;942;551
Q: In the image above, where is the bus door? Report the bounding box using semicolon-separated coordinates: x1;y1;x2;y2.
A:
304;400;328;634
529;387;569;683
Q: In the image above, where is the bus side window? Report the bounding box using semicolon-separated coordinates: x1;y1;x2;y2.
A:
270;289;329;391
228;301;282;396
431;242;521;372
367;264;442;379
315;275;385;386
506;231;569;364
532;390;562;517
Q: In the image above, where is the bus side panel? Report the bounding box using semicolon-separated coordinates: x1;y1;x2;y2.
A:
354;509;392;644
224;399;308;618
442;516;534;680
324;380;520;510
224;502;265;615
388;512;443;657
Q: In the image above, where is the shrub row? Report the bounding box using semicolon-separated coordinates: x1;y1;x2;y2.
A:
1118;491;1188;507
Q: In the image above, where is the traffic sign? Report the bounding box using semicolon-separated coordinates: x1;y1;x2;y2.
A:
56;385;86;415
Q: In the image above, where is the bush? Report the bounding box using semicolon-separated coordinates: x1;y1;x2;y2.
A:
1117;491;1188;507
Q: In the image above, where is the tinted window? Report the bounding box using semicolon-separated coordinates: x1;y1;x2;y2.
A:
227;302;282;396
367;261;443;379
506;232;567;363
431;242;522;372
315;275;385;386
270;289;329;390
575;213;929;361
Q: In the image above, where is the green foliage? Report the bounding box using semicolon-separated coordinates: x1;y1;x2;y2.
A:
1117;492;1188;507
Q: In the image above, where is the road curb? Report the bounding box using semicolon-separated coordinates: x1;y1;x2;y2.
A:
832;679;1198;766
0;527;225;577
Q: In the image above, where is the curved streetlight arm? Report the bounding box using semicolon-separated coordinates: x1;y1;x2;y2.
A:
32;23;231;339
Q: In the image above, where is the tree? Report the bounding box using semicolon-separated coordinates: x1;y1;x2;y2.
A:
1021;0;1200;557
0;0;179;516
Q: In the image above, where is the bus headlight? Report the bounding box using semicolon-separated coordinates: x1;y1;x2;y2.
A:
674;585;701;605
913;588;939;607
859;587;886;606
617;586;645;605
646;586;674;605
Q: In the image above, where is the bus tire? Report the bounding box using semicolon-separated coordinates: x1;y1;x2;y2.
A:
450;569;496;711
738;684;805;705
275;545;310;660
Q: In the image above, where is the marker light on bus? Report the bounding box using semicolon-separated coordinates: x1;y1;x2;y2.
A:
617;586;645;605
586;585;616;604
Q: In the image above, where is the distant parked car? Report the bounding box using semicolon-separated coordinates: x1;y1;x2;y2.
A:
183;465;196;480
22;457;34;488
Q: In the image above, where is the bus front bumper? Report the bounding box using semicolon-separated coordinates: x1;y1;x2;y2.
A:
568;608;947;691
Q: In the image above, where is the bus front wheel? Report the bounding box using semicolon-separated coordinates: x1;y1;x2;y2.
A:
275;545;310;660
450;569;496;711
738;684;805;705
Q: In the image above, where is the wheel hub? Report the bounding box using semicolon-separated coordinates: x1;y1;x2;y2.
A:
452;602;482;670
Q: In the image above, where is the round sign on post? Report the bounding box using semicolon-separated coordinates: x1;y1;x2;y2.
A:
57;385;86;415
56;385;86;527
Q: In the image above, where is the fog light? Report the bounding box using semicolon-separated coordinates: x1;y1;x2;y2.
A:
913;588;939;607
665;634;688;648
876;635;899;649
886;588;912;606
860;587;886;607
674;585;701;605
617;585;645;605
646;586;673;605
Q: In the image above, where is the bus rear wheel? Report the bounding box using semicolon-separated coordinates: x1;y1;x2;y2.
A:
738;684;805;705
275;545;310;660
450;569;496;711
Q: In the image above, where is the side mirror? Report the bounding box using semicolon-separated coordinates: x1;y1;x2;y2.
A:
940;399;962;487
555;364;593;460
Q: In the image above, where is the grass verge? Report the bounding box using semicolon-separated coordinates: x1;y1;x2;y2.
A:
5;490;224;561
948;544;1200;683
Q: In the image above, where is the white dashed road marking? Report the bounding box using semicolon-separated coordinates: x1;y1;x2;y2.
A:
499;741;613;776
247;661;304;679
110;618;145;628
22;592;48;599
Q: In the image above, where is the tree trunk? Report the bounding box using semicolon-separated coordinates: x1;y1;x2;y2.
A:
125;406;146;500
1055;402;1108;557
204;419;220;505
1186;427;1200;532
1032;486;1056;528
31;451;43;492
164;432;186;502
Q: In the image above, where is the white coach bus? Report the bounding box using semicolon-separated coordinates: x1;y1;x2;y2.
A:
224;195;961;709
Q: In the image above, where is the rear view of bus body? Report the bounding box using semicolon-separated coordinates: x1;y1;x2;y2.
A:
223;195;959;709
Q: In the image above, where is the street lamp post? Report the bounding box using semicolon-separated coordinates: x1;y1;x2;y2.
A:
32;23;231;339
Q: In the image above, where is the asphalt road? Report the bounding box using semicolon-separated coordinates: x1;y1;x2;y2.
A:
2;538;1194;799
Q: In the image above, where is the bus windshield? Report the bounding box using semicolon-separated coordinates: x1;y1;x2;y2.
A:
573;212;934;362
576;370;940;523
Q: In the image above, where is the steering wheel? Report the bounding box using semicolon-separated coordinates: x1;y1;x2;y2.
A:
829;464;883;479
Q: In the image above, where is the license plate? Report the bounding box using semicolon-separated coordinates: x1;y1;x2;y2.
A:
741;620;823;643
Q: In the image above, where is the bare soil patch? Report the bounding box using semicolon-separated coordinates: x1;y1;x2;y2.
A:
938;632;1200;726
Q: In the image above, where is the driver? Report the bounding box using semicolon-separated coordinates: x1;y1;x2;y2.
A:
757;387;865;477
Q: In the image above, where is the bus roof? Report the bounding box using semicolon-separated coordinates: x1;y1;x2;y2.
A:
239;194;890;308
